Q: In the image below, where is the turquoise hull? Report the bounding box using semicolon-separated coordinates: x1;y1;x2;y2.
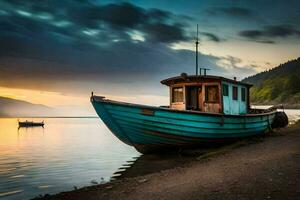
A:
91;96;276;153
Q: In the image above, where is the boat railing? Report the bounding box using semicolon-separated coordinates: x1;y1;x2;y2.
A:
249;104;284;114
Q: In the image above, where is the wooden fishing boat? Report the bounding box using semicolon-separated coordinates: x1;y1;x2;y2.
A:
91;73;288;154
18;120;44;127
91;27;288;154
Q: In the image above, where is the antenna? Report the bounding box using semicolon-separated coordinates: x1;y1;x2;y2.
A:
200;67;210;76
195;24;199;75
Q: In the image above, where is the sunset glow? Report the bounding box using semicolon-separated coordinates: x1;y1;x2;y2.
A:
0;86;84;107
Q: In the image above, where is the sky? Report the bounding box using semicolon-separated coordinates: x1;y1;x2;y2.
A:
0;0;299;115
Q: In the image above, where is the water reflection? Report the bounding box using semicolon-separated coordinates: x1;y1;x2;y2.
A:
0;118;139;200
112;154;194;180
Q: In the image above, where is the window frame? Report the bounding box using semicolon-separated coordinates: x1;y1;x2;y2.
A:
205;85;220;103
232;86;238;100
172;87;184;103
222;84;229;96
241;87;246;102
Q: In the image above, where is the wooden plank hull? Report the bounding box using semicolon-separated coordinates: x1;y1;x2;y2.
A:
91;96;276;154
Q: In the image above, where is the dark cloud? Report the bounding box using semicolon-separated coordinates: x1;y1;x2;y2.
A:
143;23;188;43
70;2;189;43
97;3;146;28
264;25;300;37
200;32;222;42
69;3;147;29
0;1;190;44
207;7;255;18
0;41;239;95
240;30;262;39
256;40;275;44
147;8;171;21
239;25;300;42
0;1;255;96
225;56;242;66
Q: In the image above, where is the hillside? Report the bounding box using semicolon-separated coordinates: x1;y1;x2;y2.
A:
0;96;55;117
242;57;300;106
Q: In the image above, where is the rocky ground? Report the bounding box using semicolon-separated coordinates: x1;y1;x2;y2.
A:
36;123;300;200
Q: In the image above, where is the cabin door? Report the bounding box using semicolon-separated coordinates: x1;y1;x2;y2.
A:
186;86;202;110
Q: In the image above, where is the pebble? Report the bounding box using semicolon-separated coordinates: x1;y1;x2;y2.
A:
138;179;148;183
105;185;113;189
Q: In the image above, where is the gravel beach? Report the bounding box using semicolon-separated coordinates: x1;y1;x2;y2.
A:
37;123;300;200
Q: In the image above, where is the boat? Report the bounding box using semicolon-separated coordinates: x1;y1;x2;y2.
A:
91;27;288;154
18;120;44;127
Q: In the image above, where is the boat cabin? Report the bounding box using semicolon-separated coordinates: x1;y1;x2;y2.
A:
161;73;252;115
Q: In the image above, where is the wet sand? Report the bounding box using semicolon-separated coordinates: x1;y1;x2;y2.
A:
36;123;300;200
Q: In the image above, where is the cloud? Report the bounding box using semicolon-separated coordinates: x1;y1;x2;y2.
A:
255;40;275;44
0;41;256;96
0;1;190;44
0;1;256;96
216;55;257;79
142;23;188;43
239;25;300;41
265;25;300;37
223;56;242;67
200;32;223;42
240;30;262;39
68;2;147;29
207;7;255;18
147;8;172;21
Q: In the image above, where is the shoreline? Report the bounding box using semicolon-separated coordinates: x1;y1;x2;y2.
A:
2;105;300;119
35;123;300;200
251;103;300;109
0;116;99;118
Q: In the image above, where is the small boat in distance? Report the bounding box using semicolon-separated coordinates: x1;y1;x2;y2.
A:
91;26;288;154
18;120;44;128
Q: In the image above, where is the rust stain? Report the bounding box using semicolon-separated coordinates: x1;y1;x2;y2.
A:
141;108;155;116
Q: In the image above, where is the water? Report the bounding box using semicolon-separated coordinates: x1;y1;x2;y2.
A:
0;109;300;200
251;106;300;124
283;109;300;124
0;118;140;200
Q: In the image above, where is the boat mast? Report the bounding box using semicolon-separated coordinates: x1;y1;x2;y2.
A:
196;24;199;75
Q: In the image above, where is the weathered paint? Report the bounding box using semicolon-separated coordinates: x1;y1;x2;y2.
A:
170;85;186;110
169;82;222;113
222;81;247;115
202;82;222;113
91;97;275;153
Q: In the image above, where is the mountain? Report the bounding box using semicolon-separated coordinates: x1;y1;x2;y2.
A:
0;96;55;117
242;57;300;107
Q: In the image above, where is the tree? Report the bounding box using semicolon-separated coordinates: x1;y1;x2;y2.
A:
287;74;300;94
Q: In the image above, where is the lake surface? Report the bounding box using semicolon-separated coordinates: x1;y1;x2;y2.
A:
0;118;140;200
0;109;300;200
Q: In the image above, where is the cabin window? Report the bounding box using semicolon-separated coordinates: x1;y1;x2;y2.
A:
205;85;219;102
232;86;238;100
172;87;183;102
222;84;229;96
241;88;246;102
